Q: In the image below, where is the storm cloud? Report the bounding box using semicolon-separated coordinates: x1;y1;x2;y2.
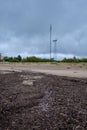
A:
0;0;87;59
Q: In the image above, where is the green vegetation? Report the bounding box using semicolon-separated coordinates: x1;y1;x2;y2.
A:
61;57;87;63
4;55;54;62
22;56;54;62
4;55;22;62
3;55;87;63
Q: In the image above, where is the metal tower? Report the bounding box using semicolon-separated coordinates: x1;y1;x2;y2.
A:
53;39;57;60
50;24;52;60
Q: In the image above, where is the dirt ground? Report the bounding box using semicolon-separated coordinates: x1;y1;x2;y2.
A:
0;62;87;78
0;63;87;130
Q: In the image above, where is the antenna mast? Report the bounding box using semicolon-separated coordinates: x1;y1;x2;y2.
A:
50;24;52;60
53;39;57;60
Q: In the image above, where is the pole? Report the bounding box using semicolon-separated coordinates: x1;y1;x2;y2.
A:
50;24;52;60
53;39;57;60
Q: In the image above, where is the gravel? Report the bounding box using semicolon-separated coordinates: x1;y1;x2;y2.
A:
0;71;87;130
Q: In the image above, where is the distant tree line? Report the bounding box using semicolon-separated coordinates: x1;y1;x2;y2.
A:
4;55;22;62
3;55;87;63
61;57;87;63
4;55;54;62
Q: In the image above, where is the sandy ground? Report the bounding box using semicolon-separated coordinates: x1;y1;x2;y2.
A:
0;62;87;78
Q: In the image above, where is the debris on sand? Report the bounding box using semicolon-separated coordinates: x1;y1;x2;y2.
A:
0;71;87;130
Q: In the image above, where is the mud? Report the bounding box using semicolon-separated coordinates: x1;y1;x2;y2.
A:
0;71;87;130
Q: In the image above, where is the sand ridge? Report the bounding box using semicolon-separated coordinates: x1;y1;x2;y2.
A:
0;62;87;78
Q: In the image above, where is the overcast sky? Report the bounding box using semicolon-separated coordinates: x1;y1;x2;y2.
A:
0;0;87;59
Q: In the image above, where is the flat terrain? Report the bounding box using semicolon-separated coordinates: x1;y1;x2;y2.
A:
0;62;87;78
0;63;87;130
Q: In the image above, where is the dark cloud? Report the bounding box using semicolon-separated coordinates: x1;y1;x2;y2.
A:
0;0;87;59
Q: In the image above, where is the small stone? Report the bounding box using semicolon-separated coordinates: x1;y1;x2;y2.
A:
22;80;33;85
75;125;83;130
60;113;67;117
